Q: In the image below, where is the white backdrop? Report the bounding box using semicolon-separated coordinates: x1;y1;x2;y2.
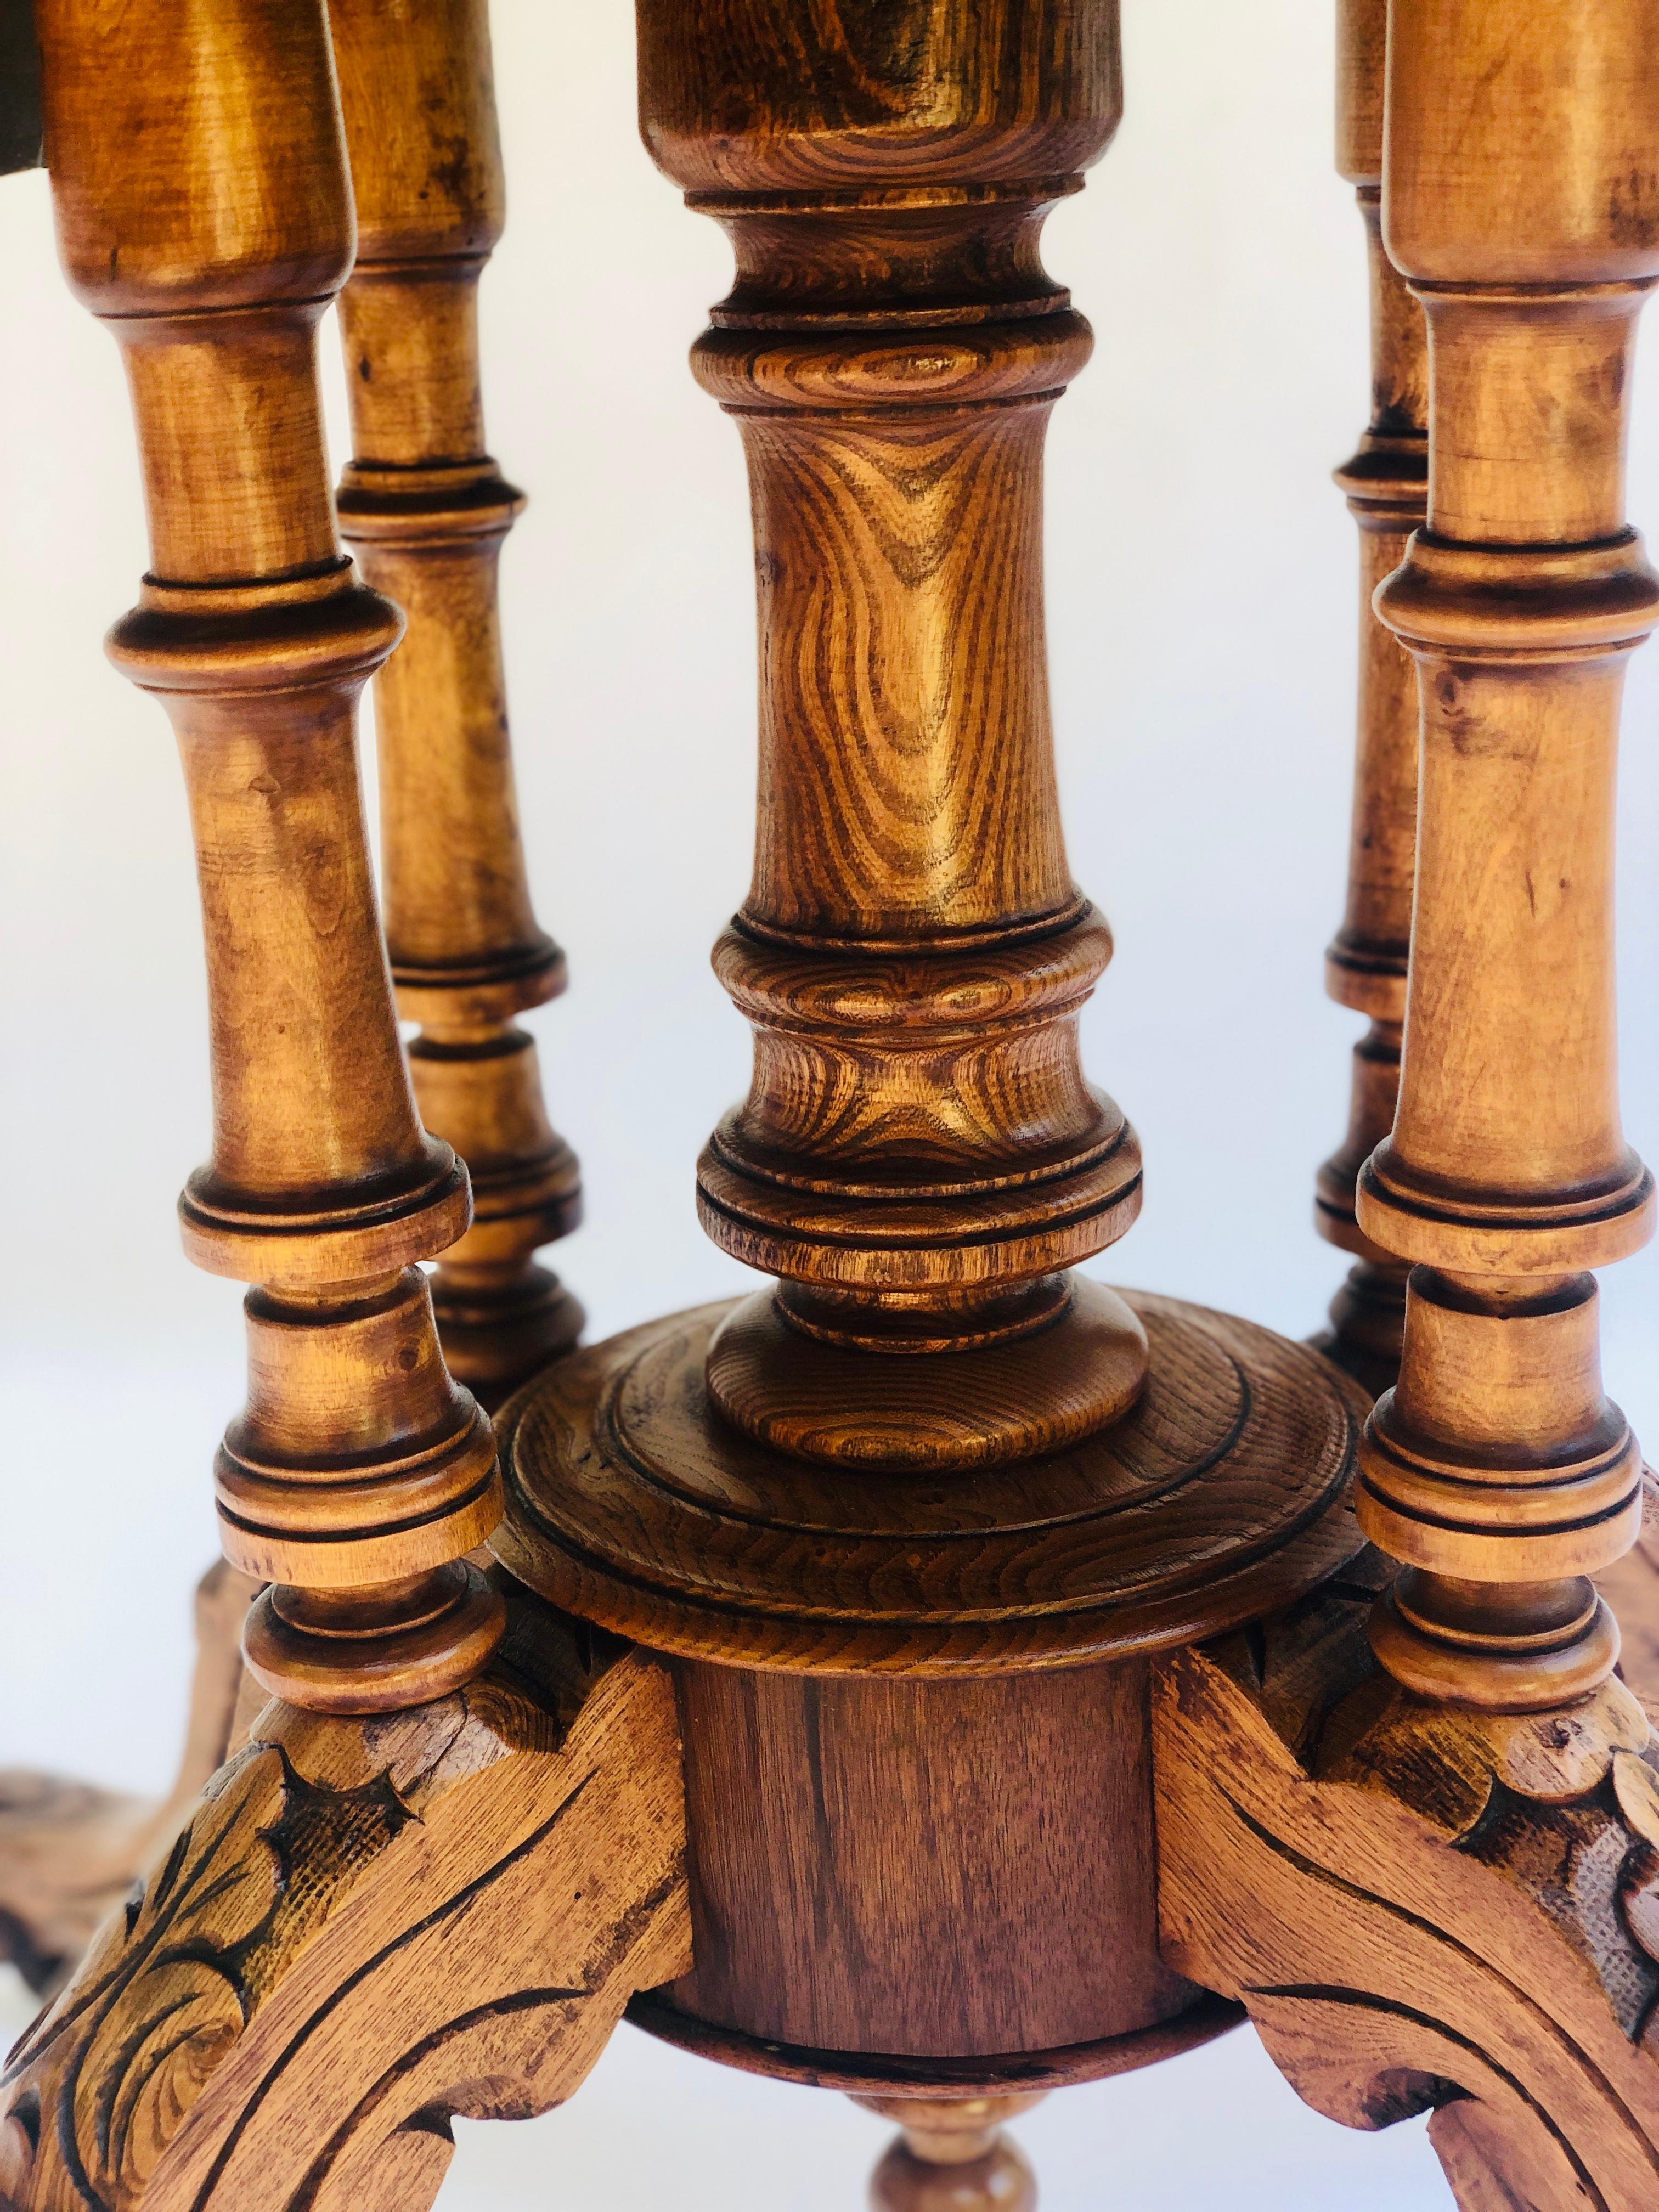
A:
5;1;1658;2205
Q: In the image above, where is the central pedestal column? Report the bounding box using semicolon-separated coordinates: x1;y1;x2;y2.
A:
496;0;1366;2086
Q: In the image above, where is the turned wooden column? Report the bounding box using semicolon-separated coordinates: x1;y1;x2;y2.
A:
37;0;503;1714
673;24;1149;1469
497;0;1360;2086
1357;0;1658;1708
1311;0;1426;1397
328;0;582;1408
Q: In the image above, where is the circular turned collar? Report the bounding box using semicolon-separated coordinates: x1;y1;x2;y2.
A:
492;1290;1368;1675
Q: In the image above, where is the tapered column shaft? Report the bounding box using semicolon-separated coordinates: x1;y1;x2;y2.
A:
1312;0;1426;1396
640;0;1148;1473
37;0;503;1713
1357;0;1658;1708
329;0;583;1409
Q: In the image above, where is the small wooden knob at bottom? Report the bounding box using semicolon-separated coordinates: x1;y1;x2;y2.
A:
855;2095;1045;2212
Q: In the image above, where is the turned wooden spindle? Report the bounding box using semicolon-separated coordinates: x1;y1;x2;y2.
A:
856;2095;1042;2212
1310;0;1426;1398
328;0;583;1408
499;0;1357;2096
1356;0;1658;1708
36;0;503;1714
662;11;1149;1472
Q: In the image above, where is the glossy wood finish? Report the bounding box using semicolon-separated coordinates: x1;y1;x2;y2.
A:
498;0;1368;1673
1310;0;1425;1399
856;2095;1042;2212
1156;1554;1659;2207
1356;0;1658;1709
665;1656;1197;2057
330;0;583;1409
625;1986;1244;2095
18;5;1659;2205
496;1291;1365;1675
496;0;1374;2089
0;1602;690;2212
35;0;501;1713
650;0;1149;1470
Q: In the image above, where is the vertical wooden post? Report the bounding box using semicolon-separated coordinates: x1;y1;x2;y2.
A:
328;0;583;1408
636;3;1148;1473
36;0;504;1714
497;0;1363;2094
1311;0;1426;1397
1358;0;1658;1707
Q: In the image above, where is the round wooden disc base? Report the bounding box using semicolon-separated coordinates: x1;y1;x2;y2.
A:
493;1289;1368;1674
624;1988;1246;2095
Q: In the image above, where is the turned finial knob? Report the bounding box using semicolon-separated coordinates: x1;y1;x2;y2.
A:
855;2095;1043;2212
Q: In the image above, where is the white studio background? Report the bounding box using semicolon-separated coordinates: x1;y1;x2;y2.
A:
3;2;1657;2207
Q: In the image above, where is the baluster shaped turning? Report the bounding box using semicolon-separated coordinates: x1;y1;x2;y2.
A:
1358;0;1658;1707
36;0;503;1712
654;10;1148;1470
328;0;583;1409
1311;0;1427;1397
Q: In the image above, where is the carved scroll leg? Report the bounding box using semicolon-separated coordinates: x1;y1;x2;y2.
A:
0;1598;689;2212
0;1564;260;1996
1154;1581;1659;2212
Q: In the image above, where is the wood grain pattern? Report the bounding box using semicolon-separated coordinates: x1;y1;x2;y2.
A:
1309;0;1425;1401
1156;1564;1659;2209
667;1655;1197;2056
330;0;584;1408
501;0;1369;1674
494;2;1389;2100
0;1605;689;2212
629;0;1150;1468
35;0;504;1712
0;1566;258;1997
1355;0;1658;1709
496;1289;1367;1675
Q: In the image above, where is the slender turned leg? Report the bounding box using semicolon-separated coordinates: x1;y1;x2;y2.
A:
1355;0;1655;1716
35;0;503;1716
1159;6;1659;2205
328;0;583;1409
0;0;575;1993
1309;0;1426;1399
496;0;1356;2143
0;7;687;2204
855;2095;1042;2212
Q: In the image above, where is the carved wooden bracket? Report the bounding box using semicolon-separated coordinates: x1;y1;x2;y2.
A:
0;1567;260;1999
1155;1561;1659;2209
0;1600;689;2212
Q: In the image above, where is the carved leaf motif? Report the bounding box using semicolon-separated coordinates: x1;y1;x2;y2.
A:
2;1739;413;2212
0;1647;690;2212
1157;1589;1659;2212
